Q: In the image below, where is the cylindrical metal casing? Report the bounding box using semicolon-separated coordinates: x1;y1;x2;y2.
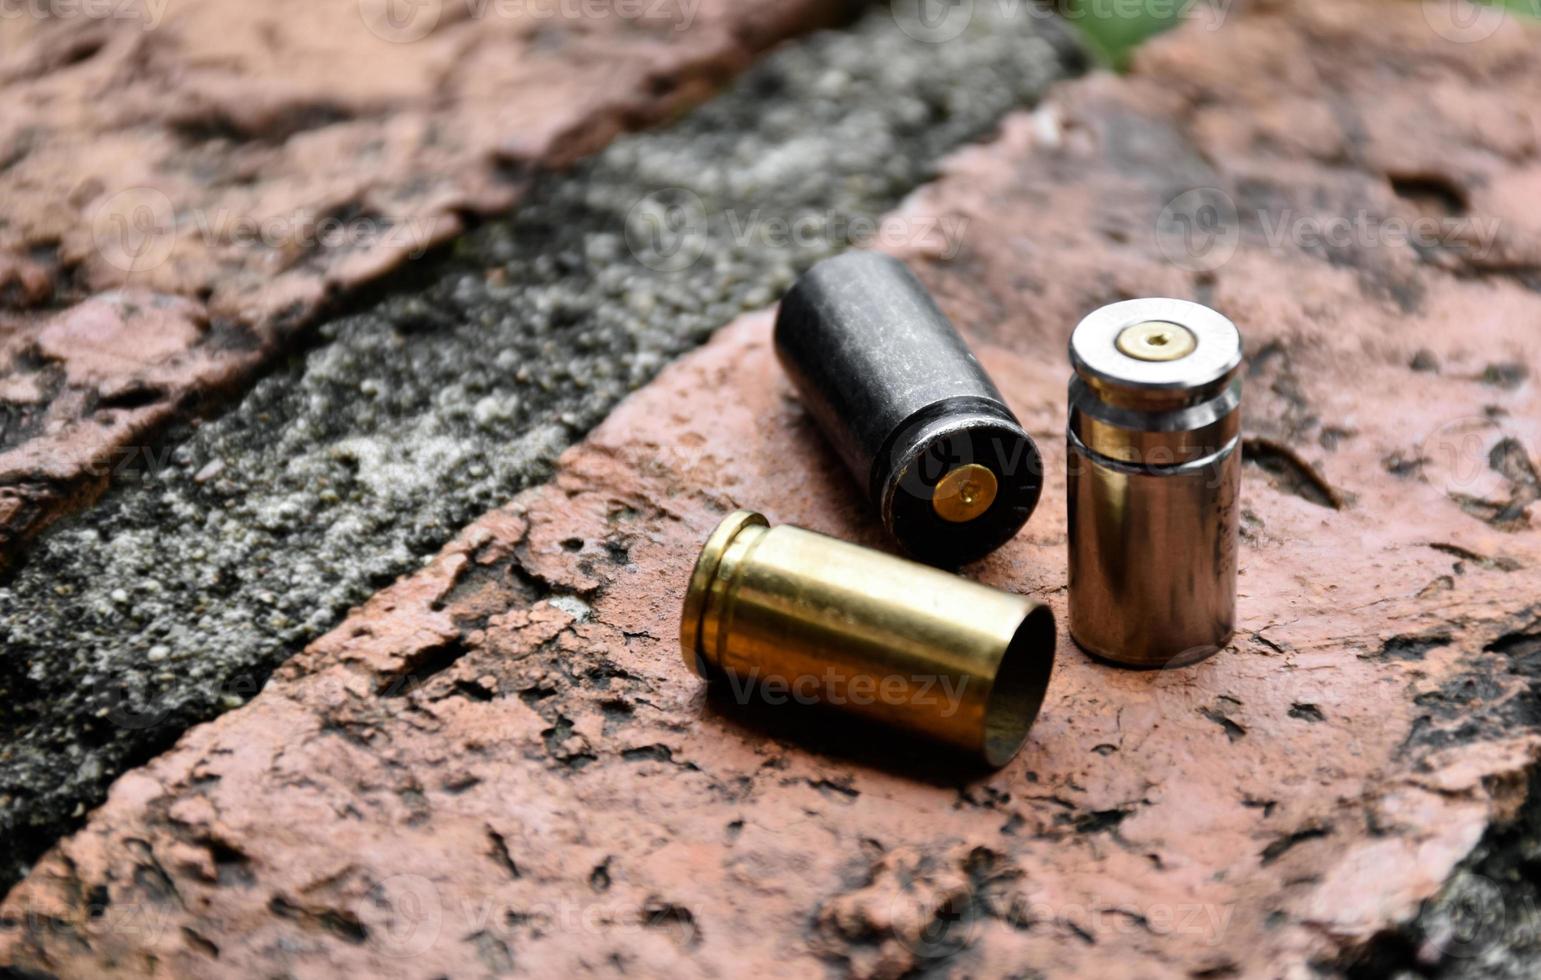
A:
773;252;1043;566
681;511;1057;767
1066;299;1243;668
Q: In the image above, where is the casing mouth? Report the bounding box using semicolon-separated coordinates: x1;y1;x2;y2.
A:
982;603;1058;767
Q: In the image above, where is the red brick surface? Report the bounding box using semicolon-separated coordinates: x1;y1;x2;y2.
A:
0;0;845;564
5;1;1541;976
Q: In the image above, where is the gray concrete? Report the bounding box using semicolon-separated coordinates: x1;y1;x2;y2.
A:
0;5;1083;892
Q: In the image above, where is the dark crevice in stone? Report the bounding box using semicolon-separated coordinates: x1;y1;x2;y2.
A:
1337;926;1423;979
1455;437;1541;532
1427;542;1523;573
1388;173;1469;217
1481;363;1529;391
1486;628;1541;663
486;828;522;880
1074;808;1131;836
1244;437;1344;509
1260;825;1331;866
469;929;516;975
1377;631;1455;662
203;837;255;888
641;898;702;949
1201;700;1248;741
1489;439;1540;498
378;637;472;697
622;744;677;764
267;895;369;945
169;102;357;146
94;384;166;411
810;778;859;800
452;678;498;703
540;715;595;769
1288;703;1325;722
589;858;612;893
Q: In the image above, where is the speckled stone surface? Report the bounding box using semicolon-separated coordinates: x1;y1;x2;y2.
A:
4;1;1540;976
0;0;856;563
0;5;1084;900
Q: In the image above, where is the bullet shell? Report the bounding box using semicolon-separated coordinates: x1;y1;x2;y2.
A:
681;511;1057;767
774;252;1043;566
1066;298;1244;668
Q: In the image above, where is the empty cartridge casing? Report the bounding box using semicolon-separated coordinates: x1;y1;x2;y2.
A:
774;252;1043;566
681;511;1057;767
1066;299;1243;668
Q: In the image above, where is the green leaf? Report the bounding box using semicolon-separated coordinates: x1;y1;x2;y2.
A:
1059;0;1187;71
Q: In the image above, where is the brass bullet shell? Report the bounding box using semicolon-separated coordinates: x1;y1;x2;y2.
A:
1067;298;1244;668
681;511;1057;767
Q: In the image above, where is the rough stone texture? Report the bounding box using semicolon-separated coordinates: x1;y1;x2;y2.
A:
5;1;1541;976
0;0;856;563
0;7;1085;899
